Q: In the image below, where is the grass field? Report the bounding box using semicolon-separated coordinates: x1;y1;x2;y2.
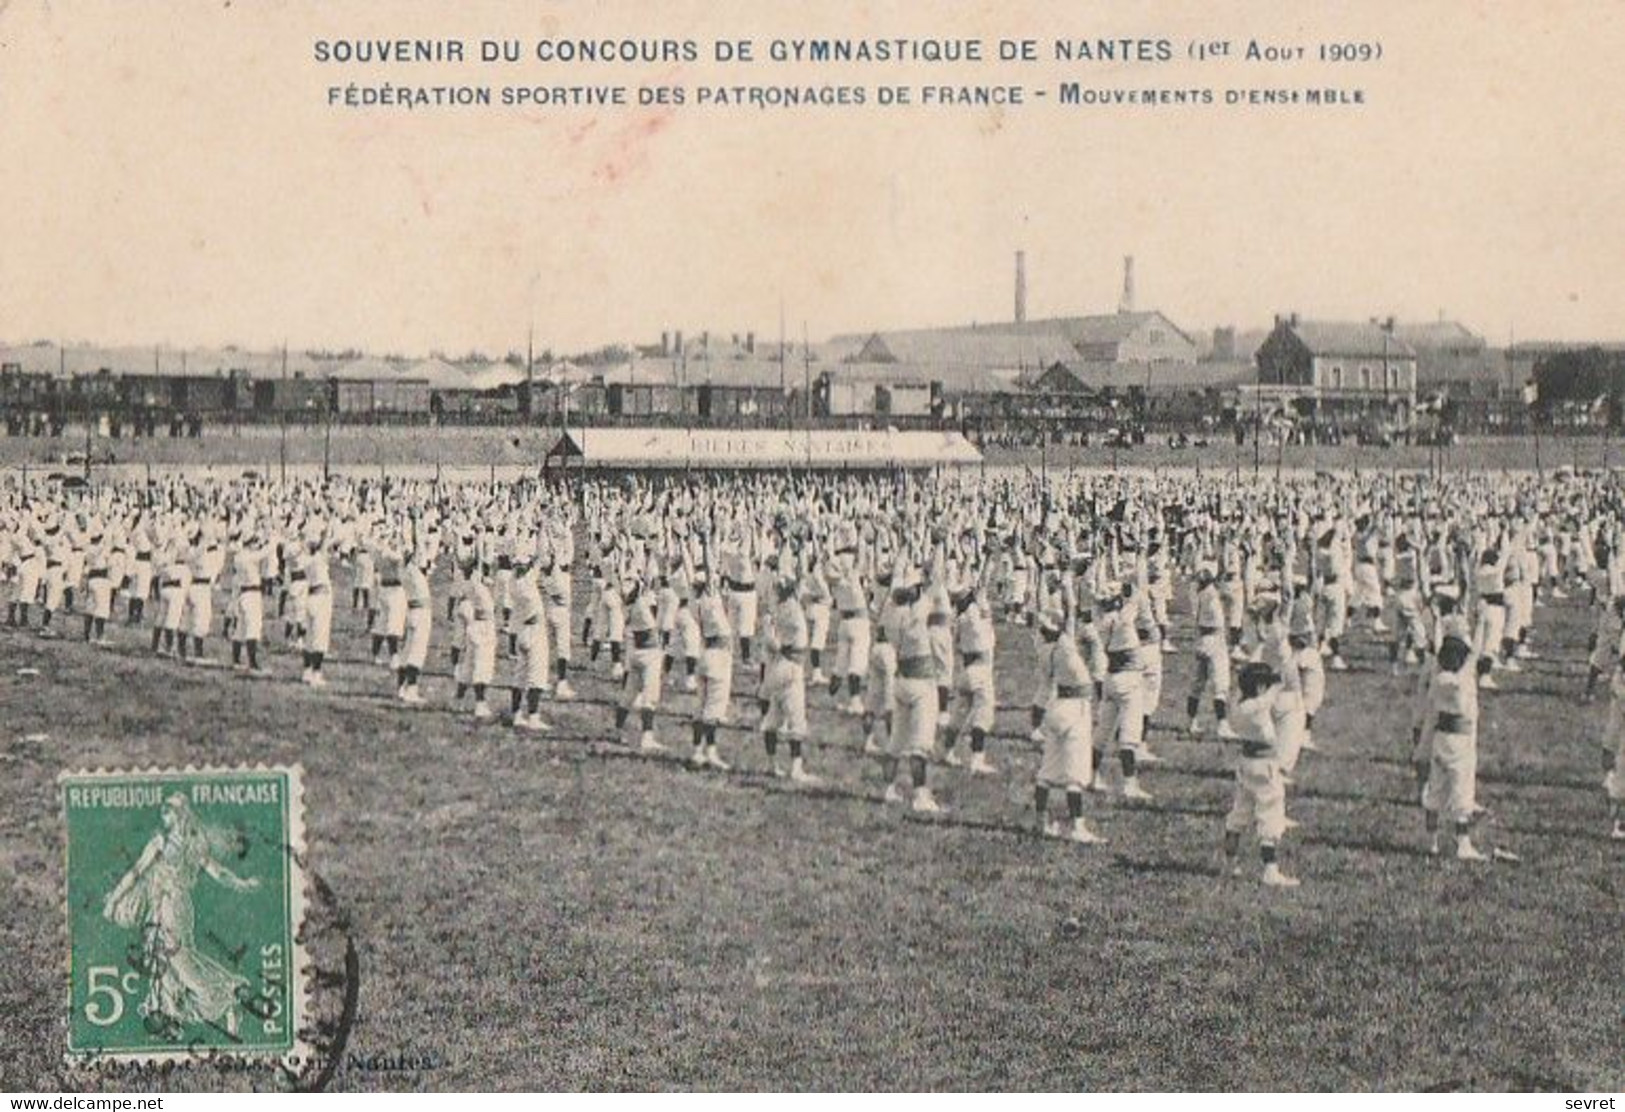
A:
2;557;1622;1091
3;426;1625;477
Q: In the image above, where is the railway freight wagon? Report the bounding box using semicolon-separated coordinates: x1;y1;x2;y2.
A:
372;378;433;414
607;382;693;418
527;382;608;420
334;380;376;415
71;370;123;408
0;366;55;408
169;375;232;412
252;375;331;415
432;387;519;420
696;383;787;421
114;375;168;409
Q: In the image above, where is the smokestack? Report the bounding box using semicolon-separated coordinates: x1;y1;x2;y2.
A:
674;330;684;355
1014;250;1028;324
661;331;670;357
745;331;756;354
1119;255;1136;314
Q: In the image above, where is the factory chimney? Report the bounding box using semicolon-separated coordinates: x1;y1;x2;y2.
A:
1014;250;1027;324
1119;255;1136;314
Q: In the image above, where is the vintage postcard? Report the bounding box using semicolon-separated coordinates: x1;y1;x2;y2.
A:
3;0;1624;1099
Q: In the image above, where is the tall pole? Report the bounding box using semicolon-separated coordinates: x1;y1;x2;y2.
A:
83;387;93;482
779;299;788;430
1144;359;1154;447
1532;392;1543;479
279;341;289;486
802;321;814;468
802;321;812;425
1253;380;1262;479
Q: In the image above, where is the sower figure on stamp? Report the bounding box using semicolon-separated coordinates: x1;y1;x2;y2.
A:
102;793;261;1039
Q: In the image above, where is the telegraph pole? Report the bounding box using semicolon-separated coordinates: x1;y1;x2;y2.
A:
803;321;814;468
279;341;289;486
1253;380;1262;479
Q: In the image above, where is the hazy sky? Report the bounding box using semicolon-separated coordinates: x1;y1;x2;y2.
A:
2;0;1622;356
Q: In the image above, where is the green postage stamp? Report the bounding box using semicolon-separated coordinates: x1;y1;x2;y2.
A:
59;765;307;1064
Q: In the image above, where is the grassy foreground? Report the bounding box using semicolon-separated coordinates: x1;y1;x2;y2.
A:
1;565;1621;1091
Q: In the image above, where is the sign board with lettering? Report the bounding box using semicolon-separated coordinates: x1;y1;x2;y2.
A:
548;428;982;469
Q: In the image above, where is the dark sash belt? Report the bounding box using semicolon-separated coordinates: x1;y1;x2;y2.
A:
898;657;934;680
